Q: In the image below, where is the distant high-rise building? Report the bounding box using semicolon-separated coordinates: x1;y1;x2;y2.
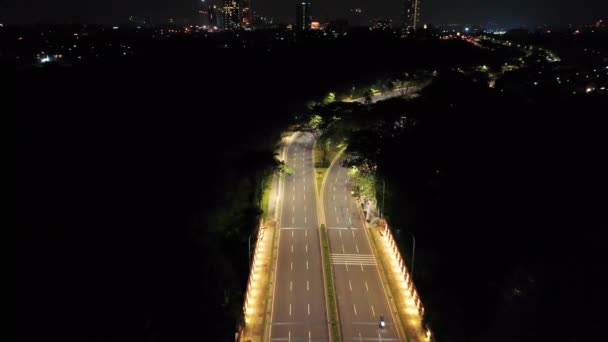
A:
241;0;252;29
296;0;312;31
208;5;218;28
404;0;421;30
222;0;241;30
199;2;218;28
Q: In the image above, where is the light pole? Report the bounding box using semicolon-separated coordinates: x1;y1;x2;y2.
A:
396;228;415;278
378;178;386;220
406;231;416;279
381;179;385;220
248;226;260;267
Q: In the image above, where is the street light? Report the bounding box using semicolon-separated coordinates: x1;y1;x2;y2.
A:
380;179;385;220
405;231;416;279
248;226;260;267
395;227;416;279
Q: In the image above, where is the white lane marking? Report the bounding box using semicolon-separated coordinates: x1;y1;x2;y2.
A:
291;244;293;253
356;244;359;253
292;217;295;224
349;280;352;291
307;303;310;316
349;217;352;224
378;333;383;342
333;195;335;201
360;262;364;271
345;195;347;201
358;332;363;342
293;185;295;191
345;264;349;272
289;330;291;342
346;207;349;214
306;244;308;253
290;281;292;292
339;231;342;238
371;304;376;318
306;260;309;270
342;244;345;253
303;185;306;191
293;194;295;201
291;231;294;238
289;304;292;316
290;262;293;271
334;206;337;212
353;304;357;316
333;186;336;191
304;205;307;212
352;230;355;238
336;216;340;223
304;194;306;200
293;206;295;213
365;282;369;292
307;280;309;291
304;216;307;224
305;230;307;237
308;331;311;342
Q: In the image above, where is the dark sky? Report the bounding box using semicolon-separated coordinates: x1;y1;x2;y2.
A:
2;0;606;27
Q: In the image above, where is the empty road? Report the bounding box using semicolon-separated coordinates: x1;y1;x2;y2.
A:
269;132;329;341
323;156;402;341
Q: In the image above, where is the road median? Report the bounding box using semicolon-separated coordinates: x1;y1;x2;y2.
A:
320;224;341;342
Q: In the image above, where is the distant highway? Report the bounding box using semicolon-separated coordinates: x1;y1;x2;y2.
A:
269;132;329;341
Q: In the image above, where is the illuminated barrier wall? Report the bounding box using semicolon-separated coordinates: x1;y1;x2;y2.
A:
381;222;434;341
243;218;266;325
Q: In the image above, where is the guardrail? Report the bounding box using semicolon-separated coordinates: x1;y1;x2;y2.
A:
243;218;265;324
380;221;434;342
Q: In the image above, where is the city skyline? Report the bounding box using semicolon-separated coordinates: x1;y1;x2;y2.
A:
3;0;607;27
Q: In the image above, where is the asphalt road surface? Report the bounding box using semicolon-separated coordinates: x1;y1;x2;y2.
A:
269;132;329;341
324;156;402;341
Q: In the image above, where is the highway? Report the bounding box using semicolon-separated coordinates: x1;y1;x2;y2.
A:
269;132;329;341
323;156;402;341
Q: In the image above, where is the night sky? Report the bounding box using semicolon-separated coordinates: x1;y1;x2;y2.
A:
3;0;606;27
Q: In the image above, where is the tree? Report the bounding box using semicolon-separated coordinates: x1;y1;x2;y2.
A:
348;166;377;202
364;90;373;104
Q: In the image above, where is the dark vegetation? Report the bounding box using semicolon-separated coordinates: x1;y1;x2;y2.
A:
310;70;606;341
16;33;491;342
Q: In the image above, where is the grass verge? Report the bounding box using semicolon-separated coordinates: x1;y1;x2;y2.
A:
314;142;342;194
320;224;341;342
261;175;273;221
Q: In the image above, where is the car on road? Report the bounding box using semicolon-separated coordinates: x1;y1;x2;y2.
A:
379;315;385;328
